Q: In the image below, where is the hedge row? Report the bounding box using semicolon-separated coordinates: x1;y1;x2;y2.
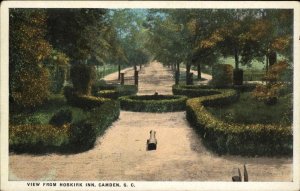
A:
10;94;120;153
93;84;138;99
9;124;71;152
173;84;257;98
119;95;187;112
172;85;222;98
64;86;110;109
186;89;292;156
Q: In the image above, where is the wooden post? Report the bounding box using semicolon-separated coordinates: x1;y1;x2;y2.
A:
175;70;179;85
147;130;157;150
244;164;248;182
120;73;125;85
134;65;137;71
134;70;139;86
140;64;142;70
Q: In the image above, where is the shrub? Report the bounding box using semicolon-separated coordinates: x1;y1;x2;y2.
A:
69;121;96;150
69;100;120;150
49;109;72;127
97;90;119;99
88;100;120;136
186;89;292;156
11;67;50;108
9;124;70;152
172;85;221;98
233;69;243;85
64;86;110;110
252;60;289;105
119;95;187;112
70;63;95;95
93;83;138;98
211;64;233;88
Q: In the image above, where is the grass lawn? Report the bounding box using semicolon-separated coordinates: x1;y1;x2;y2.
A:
206;92;293;126
10;94;89;125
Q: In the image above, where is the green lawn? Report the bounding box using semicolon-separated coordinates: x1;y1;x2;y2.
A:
10;94;88;125
206;92;293;126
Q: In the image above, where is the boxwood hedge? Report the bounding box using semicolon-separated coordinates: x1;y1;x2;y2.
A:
119;95;187;112
172;85;222;98
186;89;292;156
9;124;71;152
93;84;138;99
10;95;120;153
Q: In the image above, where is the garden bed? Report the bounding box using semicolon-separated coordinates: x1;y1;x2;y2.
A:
10;93;120;153
186;88;292;156
119;94;187;112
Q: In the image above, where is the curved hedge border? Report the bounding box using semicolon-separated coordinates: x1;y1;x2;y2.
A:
10;91;120;153
186;89;292;156
119;95;187;112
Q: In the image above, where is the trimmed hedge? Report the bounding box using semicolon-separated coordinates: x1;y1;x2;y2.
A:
211;64;233;87
93;84;138;98
186;89;292;156
9;124;70;152
119;95;187;112
96;90;119;99
172;85;221;98
10;98;120;153
64;86;110;110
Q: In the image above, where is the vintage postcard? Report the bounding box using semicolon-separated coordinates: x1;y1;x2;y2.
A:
1;1;300;191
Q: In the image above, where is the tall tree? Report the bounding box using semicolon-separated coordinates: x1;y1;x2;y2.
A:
9;9;52;108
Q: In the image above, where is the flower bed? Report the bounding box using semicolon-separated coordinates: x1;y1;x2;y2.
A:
186;89;292;156
119;95;187;112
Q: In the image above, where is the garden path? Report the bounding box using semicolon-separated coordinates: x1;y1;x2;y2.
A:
9;61;292;181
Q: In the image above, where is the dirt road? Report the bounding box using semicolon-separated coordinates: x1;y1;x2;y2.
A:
9;61;292;181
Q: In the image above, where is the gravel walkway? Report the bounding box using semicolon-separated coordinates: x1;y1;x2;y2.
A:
9;61;292;181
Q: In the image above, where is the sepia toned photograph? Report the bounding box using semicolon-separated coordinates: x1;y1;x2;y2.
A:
1;1;299;191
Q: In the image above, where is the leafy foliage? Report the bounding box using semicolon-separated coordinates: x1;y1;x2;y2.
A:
70;63;96;95
49;109;72;127
252;60;289;103
186;88;292;156
9;9;53;108
119;95;187;112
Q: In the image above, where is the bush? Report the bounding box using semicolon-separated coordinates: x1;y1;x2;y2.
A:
69;121;96;150
11;67;50;108
88;100;120;136
233;69;243;85
119;95;187;112
64;86;111;110
9;124;70;152
93;83;138;98
211;64;233;88
186;89;292;156
172;85;221;98
9;100;120;153
49;109;72;127
70;63;95;95
97;90;119;99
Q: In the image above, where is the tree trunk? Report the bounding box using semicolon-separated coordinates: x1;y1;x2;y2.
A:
186;61;191;85
266;54;269;73
118;64;121;80
234;47;239;69
177;62;180;73
197;62;201;80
